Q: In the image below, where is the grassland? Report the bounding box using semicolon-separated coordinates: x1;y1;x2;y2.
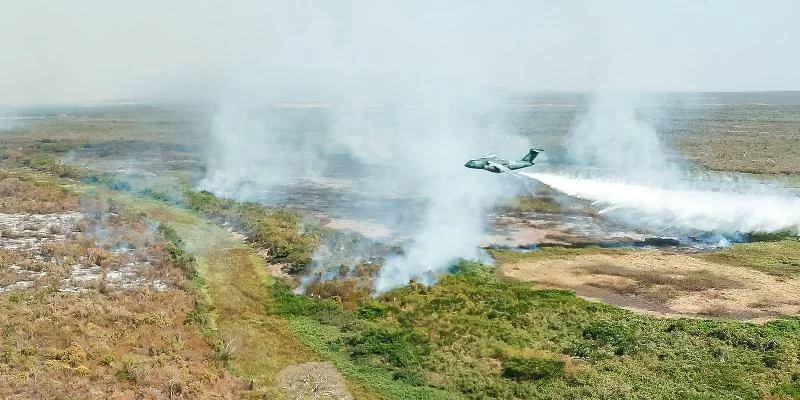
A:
699;238;800;278
0;171;245;399
1;98;800;399
169;191;800;398
273;261;800;400
0;167;389;399
91;182;385;399
0;289;244;399
496;196;562;214
669;100;800;175
492;247;800;321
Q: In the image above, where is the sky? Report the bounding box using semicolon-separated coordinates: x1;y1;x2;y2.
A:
1;0;798;104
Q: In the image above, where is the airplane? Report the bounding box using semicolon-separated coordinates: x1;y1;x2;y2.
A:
464;148;543;173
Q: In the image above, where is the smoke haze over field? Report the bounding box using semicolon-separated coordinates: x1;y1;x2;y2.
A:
531;90;800;241
525;171;800;239
200;90;529;292
4;1;800;290
2;1;800;104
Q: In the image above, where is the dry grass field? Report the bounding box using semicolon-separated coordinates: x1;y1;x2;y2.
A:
0;94;799;399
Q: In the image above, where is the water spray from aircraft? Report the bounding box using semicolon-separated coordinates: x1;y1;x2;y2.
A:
523;171;800;237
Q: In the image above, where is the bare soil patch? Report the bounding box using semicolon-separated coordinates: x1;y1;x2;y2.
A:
481;220;570;248
276;361;354;400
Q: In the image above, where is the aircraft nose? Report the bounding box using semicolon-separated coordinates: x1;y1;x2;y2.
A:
464;161;474;168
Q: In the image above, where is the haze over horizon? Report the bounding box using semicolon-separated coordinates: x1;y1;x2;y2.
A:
2;0;799;105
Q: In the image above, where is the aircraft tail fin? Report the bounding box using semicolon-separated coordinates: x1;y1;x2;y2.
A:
521;148;543;163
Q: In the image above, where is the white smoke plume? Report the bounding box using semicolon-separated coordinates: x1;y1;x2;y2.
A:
565;94;683;182
526;93;800;239
525;171;800;236
3;1;798;292
201;88;528;293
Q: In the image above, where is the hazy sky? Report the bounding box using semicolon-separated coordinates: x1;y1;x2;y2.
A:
1;0;798;104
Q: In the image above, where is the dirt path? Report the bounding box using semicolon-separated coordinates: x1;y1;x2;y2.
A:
498;249;800;322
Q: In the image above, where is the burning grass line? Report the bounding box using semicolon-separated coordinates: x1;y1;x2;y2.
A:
113;195;385;399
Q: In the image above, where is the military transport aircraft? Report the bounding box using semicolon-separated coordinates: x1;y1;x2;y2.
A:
464;148;543;173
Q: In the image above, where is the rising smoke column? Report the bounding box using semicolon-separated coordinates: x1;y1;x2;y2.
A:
528;94;800;237
370;154;497;293
565;94;683;182
336;96;526;293
199;101;328;201
201;88;528;293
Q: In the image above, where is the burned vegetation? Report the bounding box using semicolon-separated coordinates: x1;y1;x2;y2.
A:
1;101;800;400
183;188;397;297
0;190;188;294
0;173;244;399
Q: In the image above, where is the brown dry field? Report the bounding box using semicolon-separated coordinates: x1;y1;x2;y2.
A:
0;171;246;399
0;289;245;400
0;96;798;398
496;94;800;320
674;130;800;175
668;97;800;175
498;249;800;322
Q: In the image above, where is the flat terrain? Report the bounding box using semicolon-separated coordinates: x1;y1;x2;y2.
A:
497;248;800;321
1;93;799;399
671;97;800;174
0;173;244;399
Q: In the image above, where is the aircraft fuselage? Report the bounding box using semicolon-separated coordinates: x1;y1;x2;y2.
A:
464;148;542;174
464;158;531;173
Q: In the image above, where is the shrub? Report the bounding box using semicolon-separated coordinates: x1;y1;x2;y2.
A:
100;353;115;366
286;257;311;274
392;369;427;386
19;347;37;357
582;321;636;355
773;382;800;398
273;281;342;320
564;342;593;358
115;358;137;381
358;300;389;321
107;178;132;192
748;230;796;242
501;356;565;381
348;327;430;368
158;224;197;277
157;224;184;248
763;350;782;368
183;189;319;273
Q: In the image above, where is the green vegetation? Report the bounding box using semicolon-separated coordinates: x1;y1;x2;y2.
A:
183;189;319;272
158;223;198;278
501;356;565;381
4;103;800;399
275;260;800;400
0;288;244;399
0;139;88;180
120;198;384;399
749;230;797;242
699;238;800;277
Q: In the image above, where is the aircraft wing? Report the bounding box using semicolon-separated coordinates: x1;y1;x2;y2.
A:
487;161;517;175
